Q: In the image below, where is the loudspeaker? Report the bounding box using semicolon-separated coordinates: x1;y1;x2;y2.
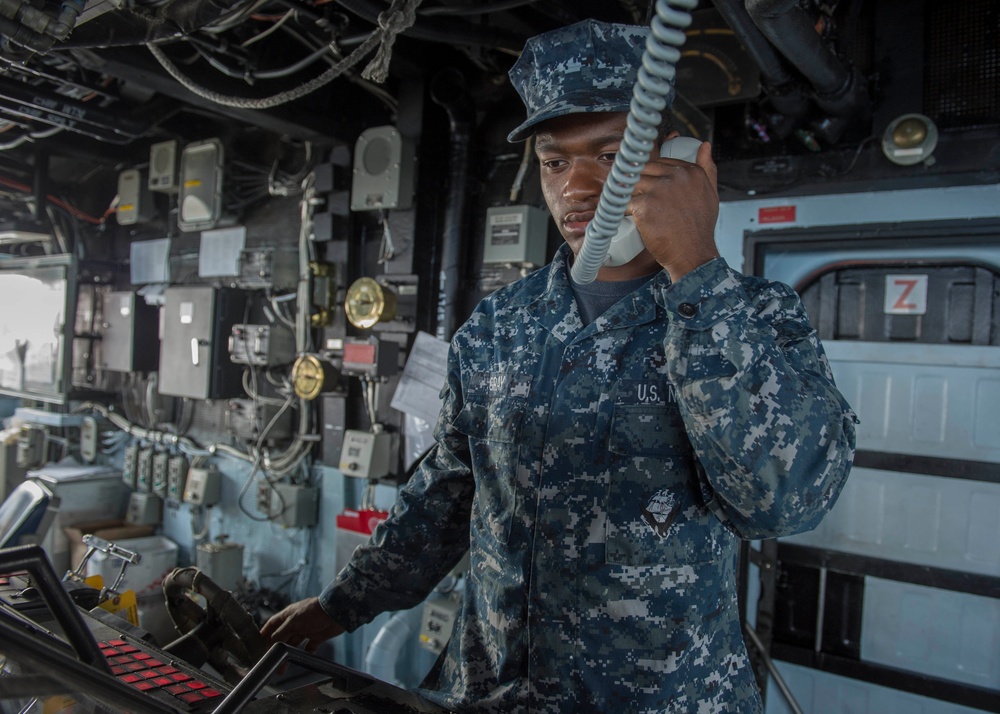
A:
148;140;179;193
881;113;938;166
350;126;415;211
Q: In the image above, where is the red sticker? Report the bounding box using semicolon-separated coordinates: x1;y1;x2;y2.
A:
758;206;797;224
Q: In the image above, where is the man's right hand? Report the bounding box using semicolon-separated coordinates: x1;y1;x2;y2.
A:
260;596;345;653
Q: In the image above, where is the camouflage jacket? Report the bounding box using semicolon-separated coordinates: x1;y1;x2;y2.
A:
321;245;857;713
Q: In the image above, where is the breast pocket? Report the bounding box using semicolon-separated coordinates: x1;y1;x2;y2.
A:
605;404;718;566
450;398;523;545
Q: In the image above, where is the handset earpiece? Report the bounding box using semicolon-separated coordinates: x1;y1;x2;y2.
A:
603;136;703;267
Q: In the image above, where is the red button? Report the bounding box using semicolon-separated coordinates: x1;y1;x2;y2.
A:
166;684;188;695
119;645;139;653
202;689;222;699
124;662;147;672
133;681;156;691
134;652;152;660
119;674;141;684
103;648;121;656
179;692;204;703
108;639;126;647
170;673;192;682
111;656;131;665
139;670;159;679
153;677;173;686
110;666;125;676
158;666;179;675
145;659;164;668
186;680;206;690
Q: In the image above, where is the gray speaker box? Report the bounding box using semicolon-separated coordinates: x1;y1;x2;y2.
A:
350;125;415;211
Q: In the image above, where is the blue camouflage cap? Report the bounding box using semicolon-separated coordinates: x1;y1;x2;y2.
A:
507;19;670;143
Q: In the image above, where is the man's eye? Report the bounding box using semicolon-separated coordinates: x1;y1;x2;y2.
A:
541;159;565;170
599;151;618;161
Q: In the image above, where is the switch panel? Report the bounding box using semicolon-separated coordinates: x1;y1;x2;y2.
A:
122;442;139;489
166;455;189;503
236;248;298;291
136;447;154;493
419;597;462;655
229;324;295;366
152;451;170;499
184;466;221;507
339;430;391;479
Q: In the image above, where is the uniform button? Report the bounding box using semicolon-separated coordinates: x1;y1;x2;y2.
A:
678;302;698;318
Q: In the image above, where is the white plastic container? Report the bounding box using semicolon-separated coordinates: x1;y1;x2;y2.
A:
86;535;178;597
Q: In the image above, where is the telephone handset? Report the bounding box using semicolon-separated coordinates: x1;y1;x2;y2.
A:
603;136;703;267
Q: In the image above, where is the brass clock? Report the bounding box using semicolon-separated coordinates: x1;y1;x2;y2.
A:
344;277;397;329
291;354;335;400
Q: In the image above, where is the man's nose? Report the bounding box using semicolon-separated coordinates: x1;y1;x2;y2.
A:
562;161;603;200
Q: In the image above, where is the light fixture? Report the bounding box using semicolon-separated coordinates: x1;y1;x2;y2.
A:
881;113;938;166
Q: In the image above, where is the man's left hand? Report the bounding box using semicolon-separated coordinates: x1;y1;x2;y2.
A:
629;140;720;283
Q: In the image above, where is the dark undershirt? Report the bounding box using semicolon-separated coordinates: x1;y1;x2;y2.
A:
570;272;656;326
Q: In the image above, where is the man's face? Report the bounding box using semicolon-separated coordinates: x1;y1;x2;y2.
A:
533;111;662;280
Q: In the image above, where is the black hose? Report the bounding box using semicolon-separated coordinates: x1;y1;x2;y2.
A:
429;66;474;341
712;0;809;119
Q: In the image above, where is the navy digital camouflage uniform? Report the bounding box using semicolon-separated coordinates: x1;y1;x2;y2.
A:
320;18;857;714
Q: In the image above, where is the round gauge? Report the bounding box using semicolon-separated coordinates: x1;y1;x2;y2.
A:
291;354;329;400
345;277;397;329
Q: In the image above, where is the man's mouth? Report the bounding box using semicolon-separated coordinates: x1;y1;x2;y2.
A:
563;211;594;233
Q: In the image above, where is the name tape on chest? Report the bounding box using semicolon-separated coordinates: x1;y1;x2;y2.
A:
616;380;677;406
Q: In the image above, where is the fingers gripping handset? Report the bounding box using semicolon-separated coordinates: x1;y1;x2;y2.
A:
604;136;703;267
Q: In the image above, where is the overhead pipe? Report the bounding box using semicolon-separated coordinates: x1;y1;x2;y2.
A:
711;0;810;131
744;0;870;142
429;67;474;342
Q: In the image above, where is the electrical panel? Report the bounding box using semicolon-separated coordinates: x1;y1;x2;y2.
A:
229;324;295;366
350;125;415;211
268;483;318;528
148;139;179;193
117;168;152;226
196;539;244;591
100;291;159;373
158;286;247;400
178;138;224;232
339;430;391;479
482;205;549;267
236;248;298;291
225;399;293;442
125;491;161;526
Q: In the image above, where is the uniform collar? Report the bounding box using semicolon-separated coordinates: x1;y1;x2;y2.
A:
522;244;670;341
